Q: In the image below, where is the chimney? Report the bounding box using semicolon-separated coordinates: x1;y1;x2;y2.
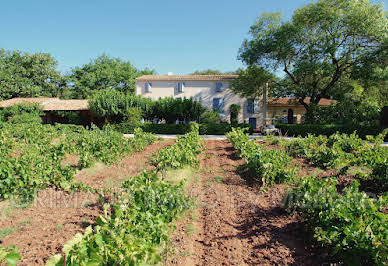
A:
167;72;173;76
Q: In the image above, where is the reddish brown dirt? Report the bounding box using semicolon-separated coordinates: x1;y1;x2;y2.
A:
0;189;101;265
74;139;174;189
167;140;325;266
0;140;174;265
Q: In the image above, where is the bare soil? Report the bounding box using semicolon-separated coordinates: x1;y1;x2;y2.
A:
0;189;101;265
167;140;325;266
74;139;174;189
0;140;174;265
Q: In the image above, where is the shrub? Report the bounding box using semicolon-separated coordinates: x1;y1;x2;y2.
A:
47;171;191;266
89;89;205;123
227;127;297;187
284;177;388;265
48;126;202;266
229;104;241;125
123;107;142;125
277;124;386;140
7;113;42;124
304;101;380;126
111;122;252;135
0;103;42;121
151;123;204;170
200;110;220;123
0;122;155;200
89;88;154;123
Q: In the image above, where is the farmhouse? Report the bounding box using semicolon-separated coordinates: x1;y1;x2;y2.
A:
135;74;336;129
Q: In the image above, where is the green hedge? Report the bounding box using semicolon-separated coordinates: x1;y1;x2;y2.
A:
277;124;387;140
110;123;252;135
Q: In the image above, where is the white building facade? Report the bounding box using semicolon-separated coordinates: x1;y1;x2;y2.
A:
135;74;265;129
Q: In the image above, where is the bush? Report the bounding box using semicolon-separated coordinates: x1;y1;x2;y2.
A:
229;104;241;125
277;124;386;140
89;89;204;123
110;122;252;135
227;127;297;187
0;103;43;123
200;110;220;123
151;123;204;170
304;101;380;126
199;123;252;135
284;177;388;265
123;107;142;125
8;113;42;124
48;127;201;265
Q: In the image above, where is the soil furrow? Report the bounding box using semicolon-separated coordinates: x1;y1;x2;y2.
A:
0;140;173;265
167;139;324;266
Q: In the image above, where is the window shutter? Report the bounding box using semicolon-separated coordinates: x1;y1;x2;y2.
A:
219;98;224;113
213;98;220;111
247;99;253;113
216;82;223;92
178;82;185;92
145;82;152;92
253;99;259;113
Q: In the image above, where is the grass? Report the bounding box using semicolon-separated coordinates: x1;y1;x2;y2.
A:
163;167;200;187
0;200;30;220
55;225;64;231
0;220;30;240
213;176;224;183
78;162;106;176
185;224;195;236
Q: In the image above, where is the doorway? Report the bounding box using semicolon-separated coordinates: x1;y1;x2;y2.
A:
287;109;294;124
248;117;257;129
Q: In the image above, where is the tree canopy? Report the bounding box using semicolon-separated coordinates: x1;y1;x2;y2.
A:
238;0;388;110
70;54;154;99
190;69;236;75
0;49;64;100
231;66;274;98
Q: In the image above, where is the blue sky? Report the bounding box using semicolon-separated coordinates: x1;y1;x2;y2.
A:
1;0;386;75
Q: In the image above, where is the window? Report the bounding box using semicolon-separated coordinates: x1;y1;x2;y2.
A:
145;82;152;93
253;99;259;113
247;98;259;114
213;98;224;113
178;82;185;93
216;82;223;92
247;99;253;113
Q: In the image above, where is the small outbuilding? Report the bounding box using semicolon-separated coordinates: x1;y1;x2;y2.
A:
0;97;92;125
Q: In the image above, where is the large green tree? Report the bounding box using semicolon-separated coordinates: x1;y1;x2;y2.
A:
190;69;236;75
70;54;154;98
238;0;388;110
0;49;64;100
231;66;274;98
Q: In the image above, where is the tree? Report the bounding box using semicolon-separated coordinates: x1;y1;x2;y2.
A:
238;0;388;110
89;88;154;123
231;66;274;98
0;49;63;100
229;104;241;124
190;69;236;75
70;54;154;98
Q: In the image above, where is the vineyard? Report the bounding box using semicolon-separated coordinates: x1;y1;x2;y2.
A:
0;120;387;265
227;128;388;265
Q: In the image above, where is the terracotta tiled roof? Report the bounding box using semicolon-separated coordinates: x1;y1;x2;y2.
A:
267;97;336;106
42;99;89;111
136;74;238;81
0;97;59;108
0;98;89;111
